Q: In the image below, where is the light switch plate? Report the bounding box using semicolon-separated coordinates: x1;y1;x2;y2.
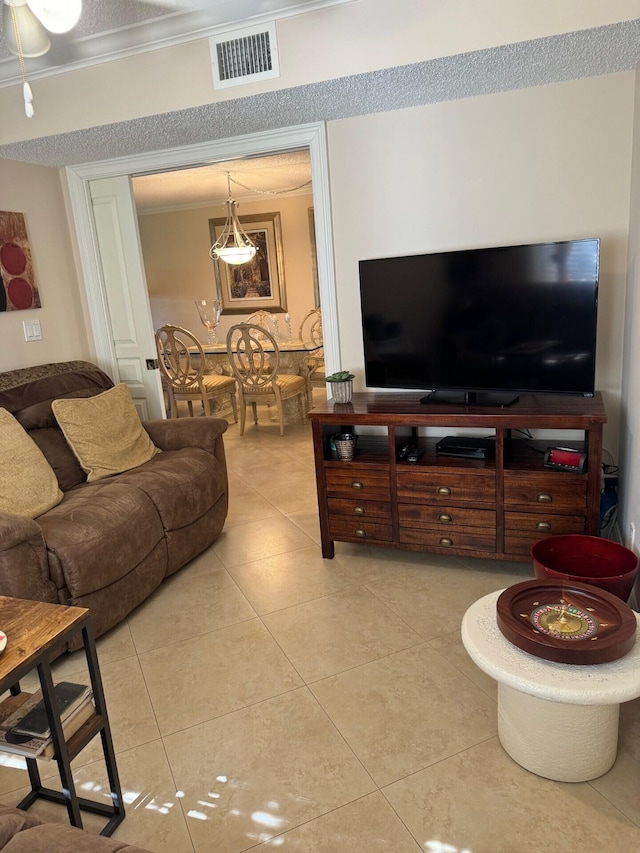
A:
23;319;42;341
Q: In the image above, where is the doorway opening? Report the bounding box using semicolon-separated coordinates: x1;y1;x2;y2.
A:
66;123;337;421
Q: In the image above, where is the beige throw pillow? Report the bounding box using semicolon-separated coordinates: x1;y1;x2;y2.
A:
52;383;160;482
0;408;63;518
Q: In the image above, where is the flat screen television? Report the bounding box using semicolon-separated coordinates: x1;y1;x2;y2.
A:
359;238;600;407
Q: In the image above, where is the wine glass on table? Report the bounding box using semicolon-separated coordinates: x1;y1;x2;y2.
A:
284;313;292;341
195;299;223;344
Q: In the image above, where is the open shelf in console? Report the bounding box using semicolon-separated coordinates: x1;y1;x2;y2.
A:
504;436;588;472
319;423;389;464
395;436;497;471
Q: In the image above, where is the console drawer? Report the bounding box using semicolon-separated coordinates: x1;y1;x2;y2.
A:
504;511;585;557
399;526;495;552
504;471;587;511
397;470;495;505
328;497;391;520
325;469;390;499
328;515;392;542
504;511;586;536
398;503;495;530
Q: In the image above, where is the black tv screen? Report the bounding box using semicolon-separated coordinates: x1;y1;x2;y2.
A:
359;238;600;405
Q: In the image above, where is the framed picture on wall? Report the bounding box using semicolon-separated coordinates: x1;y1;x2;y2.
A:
0;211;41;311
209;211;287;314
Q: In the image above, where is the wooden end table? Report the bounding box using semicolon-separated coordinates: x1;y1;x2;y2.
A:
0;596;124;836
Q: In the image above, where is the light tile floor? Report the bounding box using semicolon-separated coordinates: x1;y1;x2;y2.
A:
1;397;639;852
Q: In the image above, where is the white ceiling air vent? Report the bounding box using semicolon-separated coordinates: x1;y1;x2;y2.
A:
210;22;280;90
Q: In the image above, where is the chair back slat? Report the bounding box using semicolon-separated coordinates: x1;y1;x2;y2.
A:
246;310;279;341
226;323;280;388
299;307;323;349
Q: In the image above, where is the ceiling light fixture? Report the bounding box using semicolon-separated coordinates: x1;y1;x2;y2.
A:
24;0;81;33
209;172;257;266
3;0;82;117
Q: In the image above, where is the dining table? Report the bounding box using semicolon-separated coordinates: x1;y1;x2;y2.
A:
188;338;323;423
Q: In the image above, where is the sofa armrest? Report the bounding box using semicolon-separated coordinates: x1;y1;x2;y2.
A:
0;513;40;552
0;513;58;604
143;417;228;455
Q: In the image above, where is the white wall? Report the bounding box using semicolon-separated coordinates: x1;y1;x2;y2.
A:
328;72;635;457
618;63;640;607
137;193;317;342
0;158;91;372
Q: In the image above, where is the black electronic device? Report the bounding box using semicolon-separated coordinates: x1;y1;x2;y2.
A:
397;444;423;462
359;238;600;406
543;445;588;473
9;682;89;739
436;436;495;459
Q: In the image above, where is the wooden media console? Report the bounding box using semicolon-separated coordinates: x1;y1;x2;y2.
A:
309;392;606;561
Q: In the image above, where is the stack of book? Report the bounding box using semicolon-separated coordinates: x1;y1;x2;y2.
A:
0;681;94;760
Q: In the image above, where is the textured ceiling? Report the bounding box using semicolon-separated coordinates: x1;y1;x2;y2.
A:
1;19;639;175
132;150;312;210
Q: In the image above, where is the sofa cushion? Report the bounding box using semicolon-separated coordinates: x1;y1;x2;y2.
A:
0;813;25;849
38;481;166;598
112;447;227;531
0;409;63;518
27;428;87;492
1;364;115;492
0;821;151;852
52;384;160;482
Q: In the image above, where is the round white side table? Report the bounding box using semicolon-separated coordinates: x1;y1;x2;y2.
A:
461;589;640;782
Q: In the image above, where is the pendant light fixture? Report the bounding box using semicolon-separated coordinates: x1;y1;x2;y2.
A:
209;172;257;266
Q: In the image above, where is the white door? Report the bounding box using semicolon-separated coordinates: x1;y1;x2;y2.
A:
88;176;164;419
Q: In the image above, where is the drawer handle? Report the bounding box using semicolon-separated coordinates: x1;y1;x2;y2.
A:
353;506;366;516
437;487;452;496
536;492;552;503
355;528;367;537
536;520;552;531
439;536;453;546
351;481;364;490
438;513;452;523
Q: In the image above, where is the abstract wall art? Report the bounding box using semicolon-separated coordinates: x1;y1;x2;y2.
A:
0;211;41;312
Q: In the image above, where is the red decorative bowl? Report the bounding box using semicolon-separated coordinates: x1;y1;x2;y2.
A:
531;535;639;602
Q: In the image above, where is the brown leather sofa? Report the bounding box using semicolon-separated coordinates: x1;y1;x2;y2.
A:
0;803;152;851
0;361;229;644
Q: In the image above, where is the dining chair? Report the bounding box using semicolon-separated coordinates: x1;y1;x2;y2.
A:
298;306;325;403
226;323;307;436
247;309;279;339
155;324;238;421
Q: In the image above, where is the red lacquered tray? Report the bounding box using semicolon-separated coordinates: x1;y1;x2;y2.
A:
496;579;637;665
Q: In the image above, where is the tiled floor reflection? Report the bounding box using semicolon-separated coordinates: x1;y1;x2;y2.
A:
2;397;639;851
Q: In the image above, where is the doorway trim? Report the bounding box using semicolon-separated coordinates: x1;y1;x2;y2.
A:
65;121;338;387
